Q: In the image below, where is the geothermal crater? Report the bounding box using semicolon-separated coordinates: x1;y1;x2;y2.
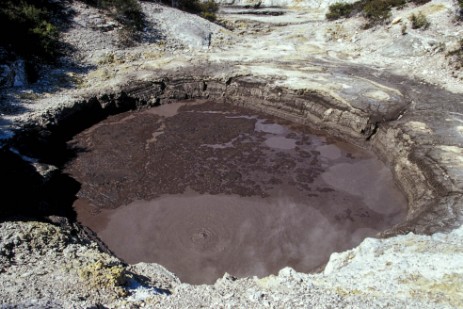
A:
65;100;407;284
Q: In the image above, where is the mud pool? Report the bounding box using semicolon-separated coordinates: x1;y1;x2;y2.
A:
66;101;407;284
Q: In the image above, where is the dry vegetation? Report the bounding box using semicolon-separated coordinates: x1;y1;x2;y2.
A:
326;0;432;27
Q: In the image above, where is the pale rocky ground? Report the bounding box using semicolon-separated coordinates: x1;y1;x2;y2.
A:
1;220;462;308
1;0;463;308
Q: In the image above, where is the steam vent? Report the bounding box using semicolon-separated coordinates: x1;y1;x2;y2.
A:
1;0;462;308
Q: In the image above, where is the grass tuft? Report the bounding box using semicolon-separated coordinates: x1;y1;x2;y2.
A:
409;12;430;29
326;2;354;20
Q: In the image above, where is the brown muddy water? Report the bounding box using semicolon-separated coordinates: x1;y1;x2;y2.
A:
65;100;407;284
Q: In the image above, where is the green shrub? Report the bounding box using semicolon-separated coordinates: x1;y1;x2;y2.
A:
408;0;431;4
362;0;393;24
326;0;432;27
326;2;354;20
161;0;219;22
409;12;430;29
200;0;219;21
0;0;60;61
389;0;408;7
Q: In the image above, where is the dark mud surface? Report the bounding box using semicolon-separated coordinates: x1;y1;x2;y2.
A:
66;101;407;284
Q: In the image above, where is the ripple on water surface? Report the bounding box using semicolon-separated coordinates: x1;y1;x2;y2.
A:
66;101;407;284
